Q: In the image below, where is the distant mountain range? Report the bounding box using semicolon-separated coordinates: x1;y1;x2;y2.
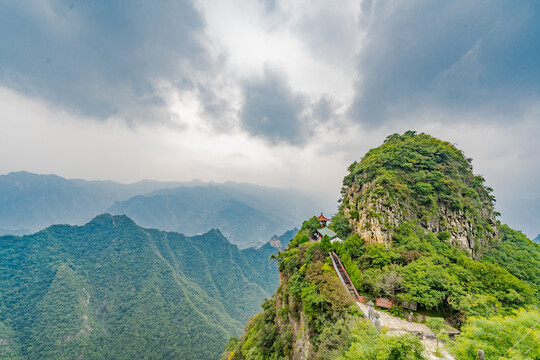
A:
107;185;312;248
535;234;540;245
0;171;324;247
0;214;295;360
0;171;191;234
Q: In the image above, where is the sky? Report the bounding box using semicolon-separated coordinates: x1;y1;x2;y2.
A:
1;1;539;236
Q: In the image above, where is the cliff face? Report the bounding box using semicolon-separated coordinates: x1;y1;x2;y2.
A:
338;132;498;257
222;244;358;360
274;273;316;360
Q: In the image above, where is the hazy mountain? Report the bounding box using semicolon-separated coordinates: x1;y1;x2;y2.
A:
108;185;318;248
241;228;298;292
535;234;540;245
0;214;282;360
0;172;191;235
0;172;323;246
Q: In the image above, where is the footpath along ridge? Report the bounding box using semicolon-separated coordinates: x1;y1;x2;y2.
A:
329;251;456;360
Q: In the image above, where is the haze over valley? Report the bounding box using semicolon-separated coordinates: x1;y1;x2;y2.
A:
1;1;540;359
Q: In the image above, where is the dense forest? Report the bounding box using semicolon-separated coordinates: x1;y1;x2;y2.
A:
226;132;540;359
0;214;286;359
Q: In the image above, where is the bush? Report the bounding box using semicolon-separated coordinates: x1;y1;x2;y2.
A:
339;320;425;360
451;308;540;360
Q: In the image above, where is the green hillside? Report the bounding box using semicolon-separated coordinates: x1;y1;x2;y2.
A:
0;214;285;360
336;131;498;256
227;132;540;359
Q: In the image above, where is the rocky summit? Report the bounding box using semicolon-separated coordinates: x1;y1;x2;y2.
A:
225;132;540;360
335;131;498;257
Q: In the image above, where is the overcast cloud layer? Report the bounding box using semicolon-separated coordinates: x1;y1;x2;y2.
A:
1;0;539;237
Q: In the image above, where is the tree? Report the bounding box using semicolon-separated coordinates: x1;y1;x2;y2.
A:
343;234;365;259
426;317;444;348
330;211;352;238
376;270;403;299
451;308;540;360
302;216;321;235
320;235;332;252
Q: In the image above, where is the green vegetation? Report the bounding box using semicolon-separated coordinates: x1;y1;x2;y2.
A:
228;235;363;359
332;222;536;320
452;308;540;359
327;132;538;320
0;214;282;360
228;214;539;359
483;225;540;299
425;317;444;349
338;321;425;360
337;131;498;254
229;219;433;359
328;210;352;239
228;132;539;359
0;320;23;359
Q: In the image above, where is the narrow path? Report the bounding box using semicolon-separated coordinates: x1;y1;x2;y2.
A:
329;251;455;360
355;301;433;335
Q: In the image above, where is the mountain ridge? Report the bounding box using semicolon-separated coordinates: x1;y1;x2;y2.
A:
0;172;320;247
107;185;315;248
0;214;291;359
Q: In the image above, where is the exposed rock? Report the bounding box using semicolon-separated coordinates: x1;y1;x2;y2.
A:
343;179;498;255
269;235;283;250
273;273;315;360
339;132;499;257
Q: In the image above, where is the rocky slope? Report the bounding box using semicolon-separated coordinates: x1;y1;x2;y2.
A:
337;131;498;257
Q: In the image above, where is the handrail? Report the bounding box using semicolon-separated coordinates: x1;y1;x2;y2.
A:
330;251;363;303
329;251;346;285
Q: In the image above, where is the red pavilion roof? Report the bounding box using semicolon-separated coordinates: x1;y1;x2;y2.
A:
317;213;330;221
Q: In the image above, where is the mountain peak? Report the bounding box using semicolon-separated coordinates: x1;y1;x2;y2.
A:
336;131;498;256
86;213;137;229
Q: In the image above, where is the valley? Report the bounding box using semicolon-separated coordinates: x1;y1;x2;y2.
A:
0;214;293;359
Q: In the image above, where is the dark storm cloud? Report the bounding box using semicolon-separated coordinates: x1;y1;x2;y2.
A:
351;1;540;125
240;68;309;144
0;0;213;122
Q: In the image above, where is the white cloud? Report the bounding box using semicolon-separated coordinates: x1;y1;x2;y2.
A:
197;0;358;101
1;1;539;235
0;86;340;197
